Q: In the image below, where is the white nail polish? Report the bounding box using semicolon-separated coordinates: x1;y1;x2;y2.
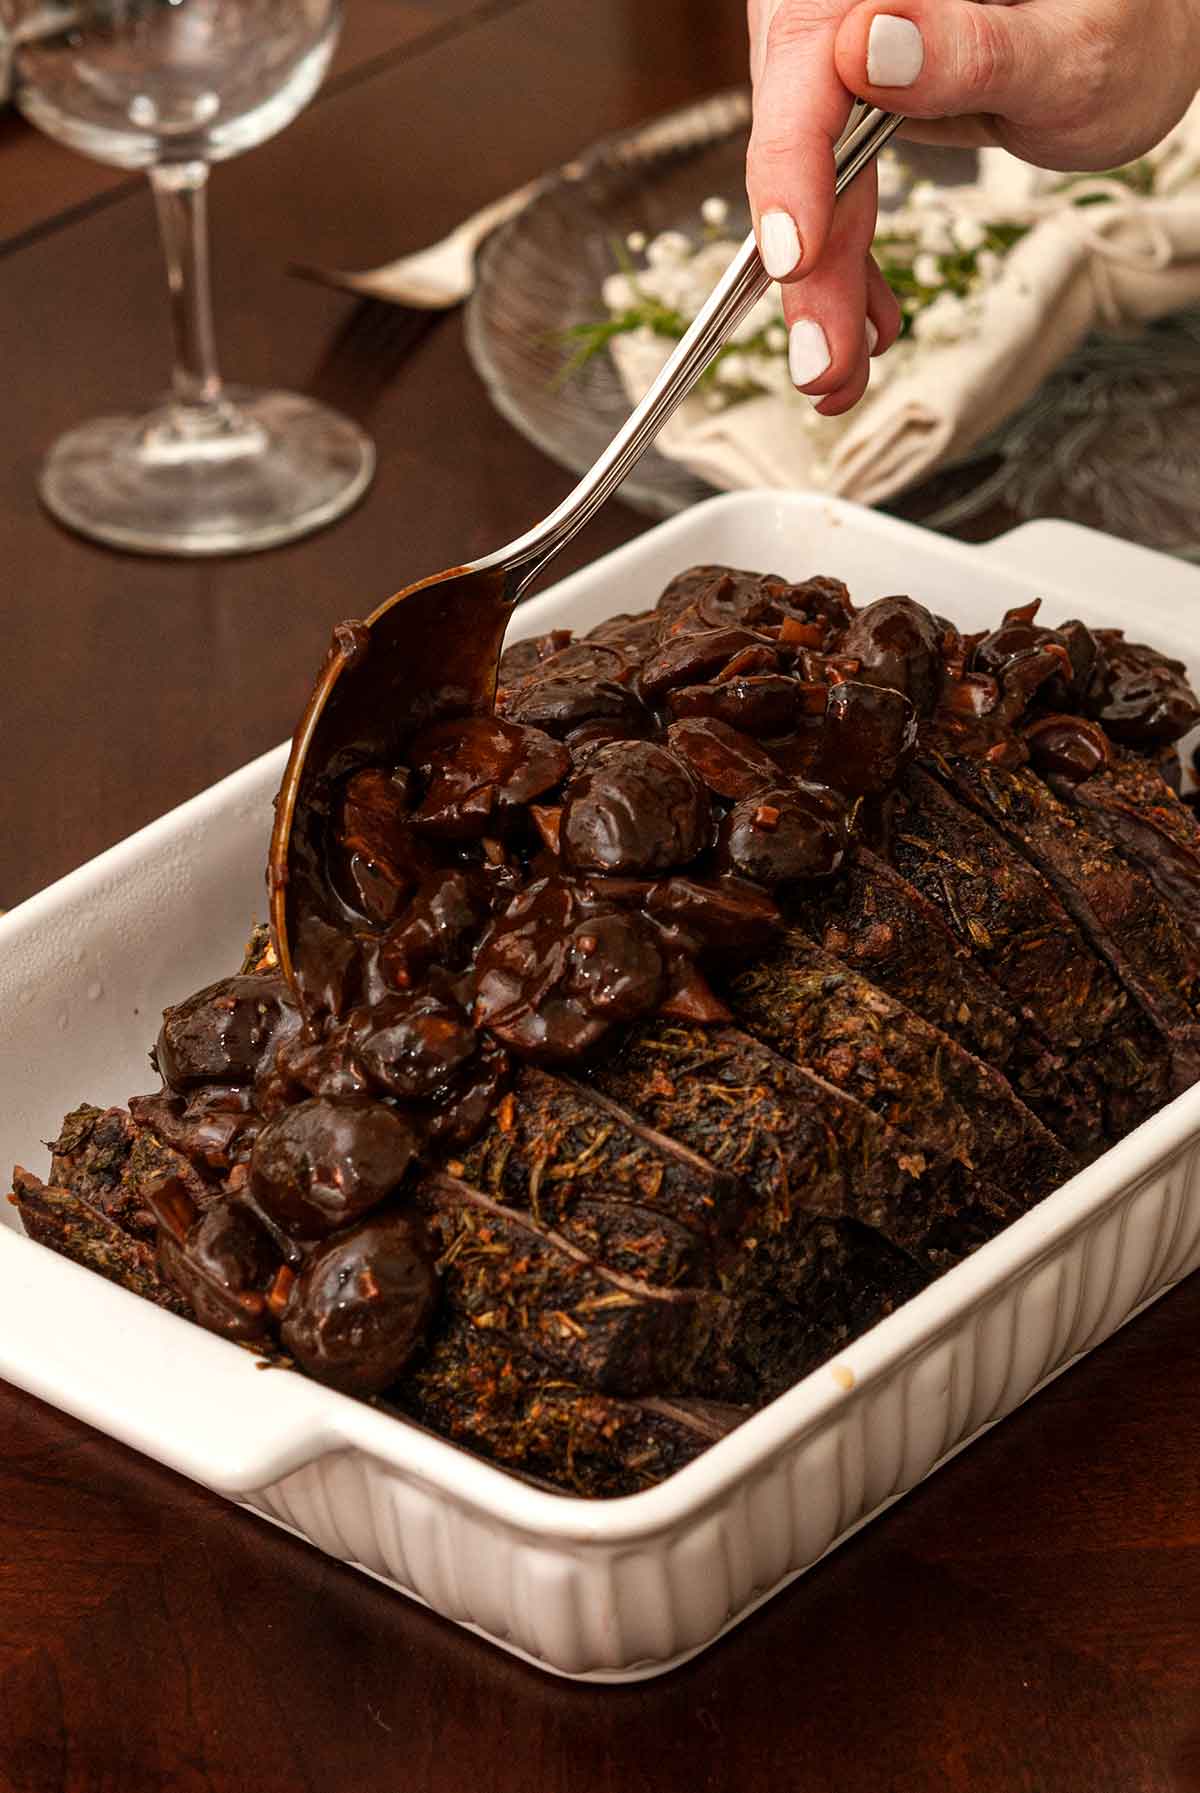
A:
865;317;880;354
760;210;801;279
788;317;832;388
867;15;924;86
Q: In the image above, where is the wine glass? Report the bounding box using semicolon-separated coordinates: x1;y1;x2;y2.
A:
0;0;374;555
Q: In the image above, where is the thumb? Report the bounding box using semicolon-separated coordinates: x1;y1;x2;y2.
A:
833;0;1046;122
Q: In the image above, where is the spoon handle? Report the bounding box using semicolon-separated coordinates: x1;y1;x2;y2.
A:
478;105;903;588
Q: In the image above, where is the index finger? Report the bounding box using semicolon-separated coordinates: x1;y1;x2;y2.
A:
746;0;859;281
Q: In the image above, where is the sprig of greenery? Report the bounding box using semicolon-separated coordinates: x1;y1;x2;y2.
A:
556;305;686;381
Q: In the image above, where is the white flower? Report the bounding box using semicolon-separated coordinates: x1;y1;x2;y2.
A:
689;241;741;286
751;353;793;396
913;251;945;288
700;196;729;227
602;273;637;312
951;214;986;253
916;216;955;255
625;230;647;254
883;203;920;237
645;229;691;268
765;322;788;354
716;352;749;388
636;241;735;320
909;180;938;208
638;266;691;313
912;291;970;343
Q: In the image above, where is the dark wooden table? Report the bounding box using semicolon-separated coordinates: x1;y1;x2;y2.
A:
2;5;1198;1788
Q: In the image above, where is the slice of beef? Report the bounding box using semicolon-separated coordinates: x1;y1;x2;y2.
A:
392;1317;746;1498
1059;752;1200;932
724;930;1070;1204
807;847;1020;1068
929;751;1200;1088
587;1018;1011;1398
717;1214;932;1402
590;1018;1009;1257
441;1071;719;1289
806;847;1099;1160
534;1194;710;1288
449;1063;750;1259
888;765;1171;1142
419;1175;719;1396
49;1102;209;1238
48;1103;138;1212
889;766;1125;1047
11;1166;188;1316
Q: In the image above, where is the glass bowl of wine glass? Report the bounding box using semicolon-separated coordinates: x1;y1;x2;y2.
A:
1;0;374;555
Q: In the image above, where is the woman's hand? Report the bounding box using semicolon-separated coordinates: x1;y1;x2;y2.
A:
747;0;1200;413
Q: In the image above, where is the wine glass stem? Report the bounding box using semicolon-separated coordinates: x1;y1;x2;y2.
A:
149;161;224;415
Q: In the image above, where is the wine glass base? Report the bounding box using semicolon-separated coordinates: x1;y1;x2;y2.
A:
39;387;375;557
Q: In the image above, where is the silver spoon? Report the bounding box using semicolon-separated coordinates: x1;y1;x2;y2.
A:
269;106;903;1009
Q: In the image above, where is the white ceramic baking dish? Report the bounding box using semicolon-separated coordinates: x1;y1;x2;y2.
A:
4;492;1200;1683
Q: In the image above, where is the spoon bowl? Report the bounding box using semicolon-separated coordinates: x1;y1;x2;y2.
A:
268;560;517;1007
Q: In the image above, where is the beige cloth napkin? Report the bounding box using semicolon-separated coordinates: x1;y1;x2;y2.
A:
609;128;1200;507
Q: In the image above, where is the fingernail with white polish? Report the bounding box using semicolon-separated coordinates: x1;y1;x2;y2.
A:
867;15;924;86
788;317;831;388
760;210;801;279
866;317;880;354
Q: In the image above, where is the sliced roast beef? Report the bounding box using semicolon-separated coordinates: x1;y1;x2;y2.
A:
929;751;1200;1088
590;1017;1011;1258
11;1166;189;1316
533;1194;711;1289
724;929;1069;1204
17;557;1200;1498
808;848;1019;1068
49;1102;211;1238
888;765;1172;1142
418;1174;719;1396
450;1063;750;1258
806;847;1100;1160
587;1018;985;1398
393;1316;747;1497
1059;752;1200;932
